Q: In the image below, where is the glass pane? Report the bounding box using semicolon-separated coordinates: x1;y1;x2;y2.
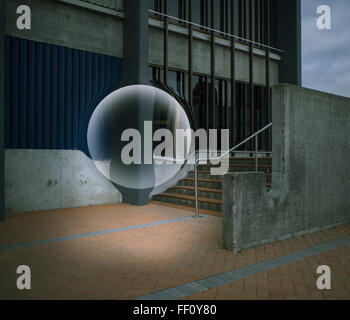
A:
168;70;185;98
214;0;221;30
192;75;207;129
168;0;179;18
148;0;155;10
192;0;201;25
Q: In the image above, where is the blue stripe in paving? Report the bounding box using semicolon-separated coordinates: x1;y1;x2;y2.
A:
0;216;197;252
135;235;350;300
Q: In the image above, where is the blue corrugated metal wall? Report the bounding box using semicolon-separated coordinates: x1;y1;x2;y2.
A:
5;36;122;156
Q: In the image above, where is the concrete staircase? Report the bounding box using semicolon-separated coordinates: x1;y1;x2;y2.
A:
152;156;272;216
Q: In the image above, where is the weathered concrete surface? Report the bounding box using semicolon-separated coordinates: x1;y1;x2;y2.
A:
80;0;123;11
222;84;350;252
5;0;123;57
148;23;279;86
5;150;122;215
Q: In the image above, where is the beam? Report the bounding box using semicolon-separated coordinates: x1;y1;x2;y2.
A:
230;0;236;147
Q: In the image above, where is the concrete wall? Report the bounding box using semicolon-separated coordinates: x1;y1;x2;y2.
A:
149;21;280;86
222;84;350;252
80;0;123;11
5;0;123;57
5;150;122;215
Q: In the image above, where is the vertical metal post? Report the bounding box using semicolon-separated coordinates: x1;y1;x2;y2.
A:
266;0;271;152
163;0;168;84
231;0;236;147
193;158;200;218
249;0;254;150
0;0;5;221
255;135;258;172
193;152;202;219
188;0;193;109
211;0;216;129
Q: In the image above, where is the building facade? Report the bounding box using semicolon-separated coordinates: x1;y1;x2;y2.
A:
0;0;301;214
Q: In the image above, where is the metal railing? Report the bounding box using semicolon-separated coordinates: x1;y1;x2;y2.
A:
193;123;272;218
153;123;272;218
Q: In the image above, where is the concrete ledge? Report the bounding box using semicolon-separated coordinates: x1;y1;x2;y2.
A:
5;0;123;58
5;149;122;215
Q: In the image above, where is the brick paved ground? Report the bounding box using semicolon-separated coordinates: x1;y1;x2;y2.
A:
0;203;349;300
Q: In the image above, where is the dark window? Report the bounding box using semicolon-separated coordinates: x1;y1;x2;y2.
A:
149;66;161;82
237;0;245;39
216;0;230;33
192;0;201;24
148;0;155;11
227;81;233;145
246;0;250;40
214;0;220;30
179;0;186;21
216;79;227;130
235;82;246;148
168;0;179;18
191;0;210;29
168;70;185;99
192;75;207;129
255;0;261;43
270;0;278;47
149;0;163;18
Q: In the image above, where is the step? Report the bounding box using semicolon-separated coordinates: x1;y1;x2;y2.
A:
197;165;272;173
157;193;221;205
211;163;272;169
190;170;272;177
150;200;221;217
182;177;222;184
168;185;222;200
178;177;222;190
228;157;272;165
181;176;271;190
169;185;222;194
153;193;221;212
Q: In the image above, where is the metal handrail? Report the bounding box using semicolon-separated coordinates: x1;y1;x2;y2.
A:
193;123;272;218
152;123;272;218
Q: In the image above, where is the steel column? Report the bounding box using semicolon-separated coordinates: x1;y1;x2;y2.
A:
266;0;271;151
211;0;215;129
231;0;236;147
188;0;193;109
0;0;5;221
163;0;168;84
249;0;254;150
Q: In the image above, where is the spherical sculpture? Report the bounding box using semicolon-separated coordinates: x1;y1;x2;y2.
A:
87;85;192;201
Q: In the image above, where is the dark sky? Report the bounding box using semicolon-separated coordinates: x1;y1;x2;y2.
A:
302;0;350;98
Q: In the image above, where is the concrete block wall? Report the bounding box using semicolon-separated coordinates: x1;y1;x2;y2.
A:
5;150;122;214
222;84;350;252
5;0;123;57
